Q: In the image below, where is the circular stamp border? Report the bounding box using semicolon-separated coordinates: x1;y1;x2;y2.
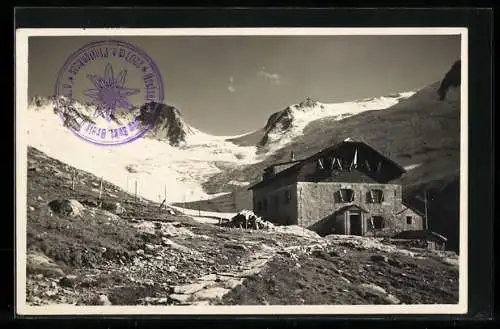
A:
54;39;164;146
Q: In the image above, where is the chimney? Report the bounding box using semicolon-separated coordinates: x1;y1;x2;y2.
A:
290;150;295;161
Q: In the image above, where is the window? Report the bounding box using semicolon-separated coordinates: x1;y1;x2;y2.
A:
284;190;292;204
372;216;384;229
406;216;413;225
335;189;355;203
366;189;384;203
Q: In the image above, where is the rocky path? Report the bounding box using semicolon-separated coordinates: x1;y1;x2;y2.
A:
160;250;275;306
140;239;328;306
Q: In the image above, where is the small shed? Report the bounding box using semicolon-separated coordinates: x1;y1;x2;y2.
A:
393;230;448;250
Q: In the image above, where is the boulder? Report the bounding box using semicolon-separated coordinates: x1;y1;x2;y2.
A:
358;283;387;297
59;275;79;288
172;282;208;294
223;278;242;289
144;243;155;252
97;294;112;305
169;294;191;303
27;252;65;278
384;294;401;304
101;202;126;215
48;199;85;217
192;287;230;301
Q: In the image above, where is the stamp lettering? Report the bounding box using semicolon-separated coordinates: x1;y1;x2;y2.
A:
55;40;164;146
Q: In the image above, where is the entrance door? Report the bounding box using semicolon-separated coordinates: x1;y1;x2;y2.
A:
349;212;363;235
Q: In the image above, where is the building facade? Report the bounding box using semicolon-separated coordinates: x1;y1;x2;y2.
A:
249;139;424;236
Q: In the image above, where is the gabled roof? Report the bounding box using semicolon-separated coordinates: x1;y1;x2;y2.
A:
303;138;406;174
334;204;369;214
248;138;406;190
398;202;426;217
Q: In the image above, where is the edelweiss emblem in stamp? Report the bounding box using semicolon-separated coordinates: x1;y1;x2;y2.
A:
84;63;140;121
54;40;164;145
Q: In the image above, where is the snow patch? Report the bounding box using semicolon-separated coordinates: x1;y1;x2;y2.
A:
404;163;422;171
26;101;260;204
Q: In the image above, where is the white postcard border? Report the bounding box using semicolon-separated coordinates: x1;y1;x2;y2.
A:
15;27;468;316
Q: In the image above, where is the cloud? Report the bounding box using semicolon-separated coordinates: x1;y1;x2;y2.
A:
257;69;281;85
227;76;236;93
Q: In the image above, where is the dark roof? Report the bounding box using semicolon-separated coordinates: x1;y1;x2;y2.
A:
265;160;301;169
249;138;406;190
398;202;426;217
393;230;448;243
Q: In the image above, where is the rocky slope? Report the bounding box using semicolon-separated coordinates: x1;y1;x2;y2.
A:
25;147;459;307
28;97;200;147
222;235;459;305
137;102;199;146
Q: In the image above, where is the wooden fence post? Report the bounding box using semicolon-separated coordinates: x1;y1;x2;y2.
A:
99;177;103;200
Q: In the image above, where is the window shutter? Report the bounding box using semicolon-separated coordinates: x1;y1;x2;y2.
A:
365;160;371;172
317;158;324;169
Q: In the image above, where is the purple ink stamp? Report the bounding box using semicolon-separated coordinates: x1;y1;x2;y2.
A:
54;40;164;146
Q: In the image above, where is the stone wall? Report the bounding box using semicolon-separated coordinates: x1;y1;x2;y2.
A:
252;183;298;225
391;207;425;233
297;182;423;234
233;189;252;211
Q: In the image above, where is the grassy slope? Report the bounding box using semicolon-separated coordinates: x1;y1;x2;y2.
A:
25;147;317;305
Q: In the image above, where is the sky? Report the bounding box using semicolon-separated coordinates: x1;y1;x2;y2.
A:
28;34;461;136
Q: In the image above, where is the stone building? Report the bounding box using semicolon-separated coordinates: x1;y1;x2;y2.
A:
248;138;424;236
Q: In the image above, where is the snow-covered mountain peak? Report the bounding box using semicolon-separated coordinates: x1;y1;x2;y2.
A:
295;97;321;110
258;91;415;151
137;102;202;147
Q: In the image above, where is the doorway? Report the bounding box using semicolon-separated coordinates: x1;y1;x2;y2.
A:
349;212;363;235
